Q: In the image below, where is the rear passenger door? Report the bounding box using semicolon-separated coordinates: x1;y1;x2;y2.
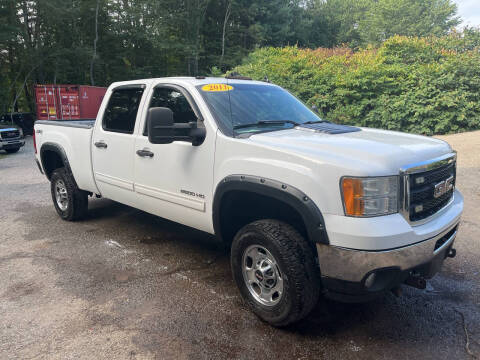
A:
92;84;146;205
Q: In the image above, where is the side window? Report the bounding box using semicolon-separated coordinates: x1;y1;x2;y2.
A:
103;87;144;134
144;87;197;135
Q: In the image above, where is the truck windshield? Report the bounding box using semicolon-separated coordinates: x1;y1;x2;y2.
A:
197;83;323;135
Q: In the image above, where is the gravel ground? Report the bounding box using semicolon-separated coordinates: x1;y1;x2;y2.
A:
0;133;479;360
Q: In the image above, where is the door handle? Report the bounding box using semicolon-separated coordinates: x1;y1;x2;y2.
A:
94;141;107;149
136;149;154;158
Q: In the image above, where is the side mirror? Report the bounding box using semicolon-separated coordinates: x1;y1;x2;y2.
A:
148;107;175;144
147;107;206;146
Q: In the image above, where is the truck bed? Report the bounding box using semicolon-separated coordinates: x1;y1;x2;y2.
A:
35;119;99;194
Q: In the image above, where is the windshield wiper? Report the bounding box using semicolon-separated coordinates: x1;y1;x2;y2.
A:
233;120;300;130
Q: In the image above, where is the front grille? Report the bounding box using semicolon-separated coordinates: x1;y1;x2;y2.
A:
408;162;456;222
0;130;20;139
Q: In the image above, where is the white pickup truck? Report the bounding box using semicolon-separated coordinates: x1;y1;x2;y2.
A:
34;76;463;326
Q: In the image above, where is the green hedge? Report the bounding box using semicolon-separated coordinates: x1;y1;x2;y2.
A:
232;33;480;135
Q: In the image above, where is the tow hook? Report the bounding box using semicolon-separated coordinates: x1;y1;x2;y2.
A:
446;248;456;258
404;274;427;290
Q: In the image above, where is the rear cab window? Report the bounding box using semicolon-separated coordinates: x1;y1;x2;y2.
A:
103;87;145;134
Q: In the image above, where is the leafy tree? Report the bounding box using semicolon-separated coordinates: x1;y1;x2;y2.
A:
359;0;460;44
310;0;371;47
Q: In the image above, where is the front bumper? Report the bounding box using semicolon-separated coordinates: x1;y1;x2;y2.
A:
316;191;463;302
0;138;25;150
318;222;458;301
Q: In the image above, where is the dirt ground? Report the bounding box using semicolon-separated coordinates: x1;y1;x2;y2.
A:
0;133;479;360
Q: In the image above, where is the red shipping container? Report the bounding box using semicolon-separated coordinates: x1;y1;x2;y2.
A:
57;85;80;119
79;86;107;119
35;85;60;120
35;84;107;121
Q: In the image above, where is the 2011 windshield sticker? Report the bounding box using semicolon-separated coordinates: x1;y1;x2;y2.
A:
201;84;234;92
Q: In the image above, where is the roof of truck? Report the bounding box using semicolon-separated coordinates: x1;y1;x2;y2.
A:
109;76;277;88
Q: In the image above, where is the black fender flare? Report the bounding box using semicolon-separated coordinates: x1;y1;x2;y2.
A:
212;175;329;245
40;142;76;184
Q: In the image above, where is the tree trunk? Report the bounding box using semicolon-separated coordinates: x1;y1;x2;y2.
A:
221;1;232;66
90;0;100;86
21;1;33;48
11;63;42;114
24;84;34;113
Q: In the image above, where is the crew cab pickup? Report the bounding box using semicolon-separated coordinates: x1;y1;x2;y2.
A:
0;120;25;153
33;77;463;326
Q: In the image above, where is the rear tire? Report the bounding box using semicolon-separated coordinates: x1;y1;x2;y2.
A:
50;167;88;221
231;219;320;327
5;147;20;153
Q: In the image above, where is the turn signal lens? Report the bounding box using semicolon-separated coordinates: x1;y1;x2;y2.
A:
341;176;398;217
342;178;364;216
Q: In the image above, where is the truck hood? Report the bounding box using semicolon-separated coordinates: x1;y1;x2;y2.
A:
248;127;453;175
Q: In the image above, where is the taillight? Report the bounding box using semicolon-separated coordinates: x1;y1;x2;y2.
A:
33;131;37;154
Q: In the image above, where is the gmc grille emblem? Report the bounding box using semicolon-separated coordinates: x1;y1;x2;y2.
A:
433;175;454;198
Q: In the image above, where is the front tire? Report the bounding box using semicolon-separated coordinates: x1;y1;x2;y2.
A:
5;147;20;153
231;219;320;327
50;167;88;221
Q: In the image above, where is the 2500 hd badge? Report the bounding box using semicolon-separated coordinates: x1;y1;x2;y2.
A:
181;189;206;199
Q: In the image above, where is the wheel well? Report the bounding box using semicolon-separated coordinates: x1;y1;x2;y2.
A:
218;190;309;246
41;149;64;179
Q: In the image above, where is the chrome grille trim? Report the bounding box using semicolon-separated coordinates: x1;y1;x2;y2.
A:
399;152;457;226
0;130;20;139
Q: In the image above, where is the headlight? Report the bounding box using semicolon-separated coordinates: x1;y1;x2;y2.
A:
341;176;398;217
